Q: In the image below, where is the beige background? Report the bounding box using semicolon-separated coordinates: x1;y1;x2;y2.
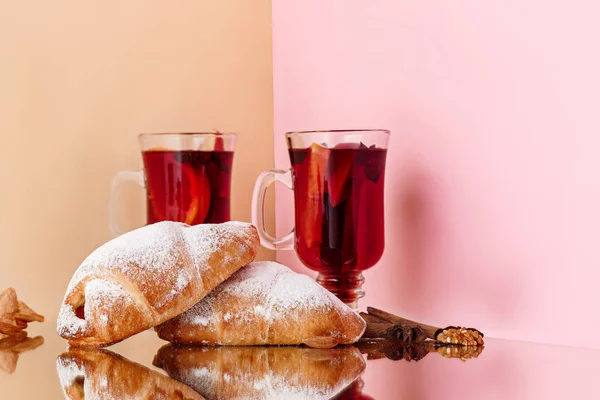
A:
0;0;274;337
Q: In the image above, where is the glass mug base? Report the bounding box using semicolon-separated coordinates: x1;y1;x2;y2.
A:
316;272;365;309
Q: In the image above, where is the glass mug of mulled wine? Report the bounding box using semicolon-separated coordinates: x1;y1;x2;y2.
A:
110;132;236;235
252;129;389;308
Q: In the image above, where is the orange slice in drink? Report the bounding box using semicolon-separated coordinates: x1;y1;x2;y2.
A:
308;143;329;195
181;163;211;224
146;146;170;151
303;143;329;248
145;152;211;224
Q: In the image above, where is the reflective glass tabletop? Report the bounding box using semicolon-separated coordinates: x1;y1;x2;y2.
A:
1;322;598;399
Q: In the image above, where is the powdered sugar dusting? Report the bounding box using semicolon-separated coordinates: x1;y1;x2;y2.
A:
183;366;216;399
73;222;189;310
192;316;210;327
193;367;210;378
176;274;188;291
58;303;87;337
229;261;332;319
184;294;216;330
57;279;130;338
86;279;124;301
82;222;186;274
183;222;252;273
56;357;85;389
174;261;341;341
223;262;334;315
99;377;108;390
268;265;331;313
224;221;251;227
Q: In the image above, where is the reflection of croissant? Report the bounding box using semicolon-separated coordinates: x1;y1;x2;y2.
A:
57;221;259;347
57;348;204;400
153;344;366;400
156;262;366;346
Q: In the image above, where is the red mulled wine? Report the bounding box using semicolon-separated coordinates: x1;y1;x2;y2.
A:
142;149;233;225
289;143;387;304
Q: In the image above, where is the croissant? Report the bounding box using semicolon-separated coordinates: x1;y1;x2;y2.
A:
153;344;366;400
57;221;259;347
156;261;366;346
57;348;204;400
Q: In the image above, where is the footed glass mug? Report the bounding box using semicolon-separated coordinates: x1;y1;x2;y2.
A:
110;132;236;235
252;129;389;308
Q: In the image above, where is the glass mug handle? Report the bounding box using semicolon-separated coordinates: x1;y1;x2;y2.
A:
109;170;144;236
251;169;294;250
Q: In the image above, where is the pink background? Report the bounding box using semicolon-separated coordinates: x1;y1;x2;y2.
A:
272;0;600;348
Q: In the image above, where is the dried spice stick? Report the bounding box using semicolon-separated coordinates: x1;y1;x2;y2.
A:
359;312;428;343
360;312;386;325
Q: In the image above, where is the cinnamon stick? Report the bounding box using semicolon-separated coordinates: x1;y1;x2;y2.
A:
359;312;387;325
360;311;428;343
367;307;439;339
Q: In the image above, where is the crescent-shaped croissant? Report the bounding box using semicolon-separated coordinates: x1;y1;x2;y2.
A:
57;221;259;347
156;261;366;346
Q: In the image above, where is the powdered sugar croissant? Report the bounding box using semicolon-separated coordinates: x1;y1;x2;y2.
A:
156;261;366;346
57;221;259;347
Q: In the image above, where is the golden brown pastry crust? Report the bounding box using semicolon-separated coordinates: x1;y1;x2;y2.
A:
155;262;366;346
57;348;204;400
57;221;259;347
153;344;366;399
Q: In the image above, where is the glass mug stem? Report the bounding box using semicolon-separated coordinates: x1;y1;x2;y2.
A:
109;170;144;236
316;272;365;310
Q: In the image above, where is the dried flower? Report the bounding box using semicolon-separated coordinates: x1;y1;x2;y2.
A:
0;288;44;338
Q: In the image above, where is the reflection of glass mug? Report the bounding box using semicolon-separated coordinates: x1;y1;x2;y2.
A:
110;132;236;235
252;130;389;308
